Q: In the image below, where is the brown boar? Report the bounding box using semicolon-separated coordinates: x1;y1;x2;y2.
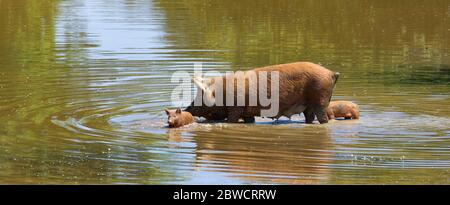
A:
184;62;340;124
165;108;194;128
326;101;360;120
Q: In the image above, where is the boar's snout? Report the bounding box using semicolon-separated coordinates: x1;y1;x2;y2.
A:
183;105;197;116
184;106;192;113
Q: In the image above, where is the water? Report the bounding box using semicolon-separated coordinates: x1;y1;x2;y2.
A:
0;0;449;184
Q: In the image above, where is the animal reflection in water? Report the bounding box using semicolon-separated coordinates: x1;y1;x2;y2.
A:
167;124;332;184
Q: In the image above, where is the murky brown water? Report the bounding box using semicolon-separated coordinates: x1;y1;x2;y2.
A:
0;0;449;184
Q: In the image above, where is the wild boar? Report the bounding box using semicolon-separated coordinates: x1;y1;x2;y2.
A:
326;101;360;120
165;108;194;128
184;62;340;124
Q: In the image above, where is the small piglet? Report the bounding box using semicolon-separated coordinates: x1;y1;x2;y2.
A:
165;108;194;128
326;101;360;120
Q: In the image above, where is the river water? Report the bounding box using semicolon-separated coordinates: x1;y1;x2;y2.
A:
0;0;449;184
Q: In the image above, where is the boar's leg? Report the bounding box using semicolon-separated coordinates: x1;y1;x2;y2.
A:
243;117;255;123
303;108;315;124
227;107;243;123
326;108;335;120
314;107;329;124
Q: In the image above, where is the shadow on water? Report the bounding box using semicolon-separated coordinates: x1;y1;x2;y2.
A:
396;64;450;85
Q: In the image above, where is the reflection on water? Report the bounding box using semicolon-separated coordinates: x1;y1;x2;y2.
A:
192;125;333;184
0;0;449;184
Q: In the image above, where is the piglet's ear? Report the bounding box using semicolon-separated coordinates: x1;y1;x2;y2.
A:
176;108;182;114
165;109;170;115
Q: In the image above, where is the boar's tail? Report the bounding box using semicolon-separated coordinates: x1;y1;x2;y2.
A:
328;71;340;103
332;72;340;89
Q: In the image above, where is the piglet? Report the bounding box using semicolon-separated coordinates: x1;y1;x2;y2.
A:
326;101;360;120
165;108;194;128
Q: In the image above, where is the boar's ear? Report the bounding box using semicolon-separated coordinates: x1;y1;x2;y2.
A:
176;108;182;114
164;109;170;115
193;76;215;105
193;76;209;92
